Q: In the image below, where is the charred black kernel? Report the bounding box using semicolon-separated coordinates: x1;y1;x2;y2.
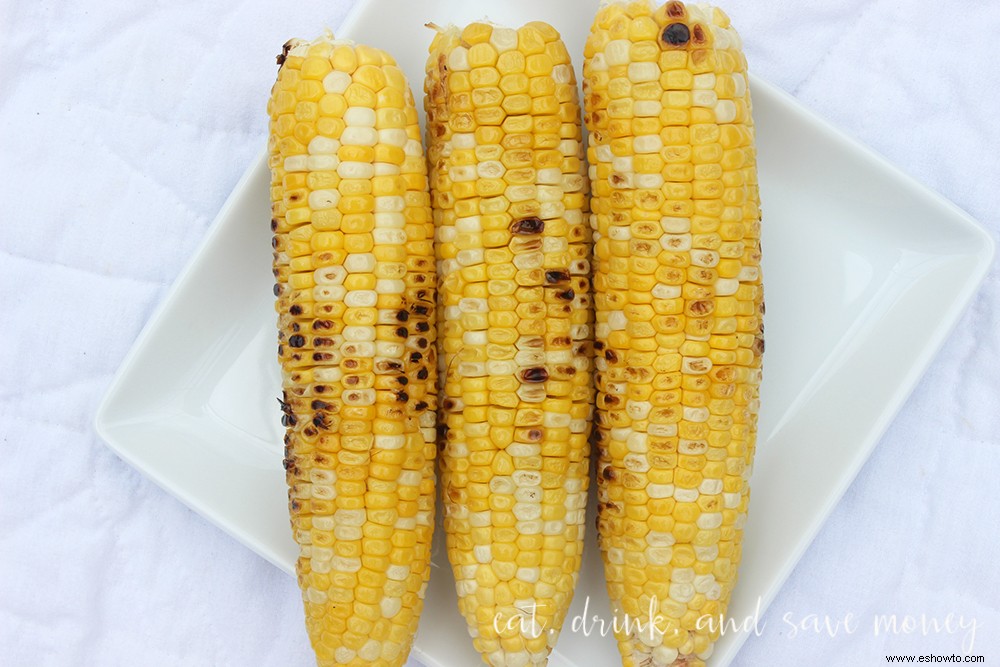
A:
314;385;326;393
277;344;284;356
397;376;409;385
312;320;333;330
416;289;428;300
410;352;423;363
413;274;426;284
521;367;549;383
289;305;303;316
396;391;409;403
270;218;278;231
271;236;279;249
511;217;545;235
593;341;605;351
289;499;300;511
313;337;333;347
396;327;409;338
661;22;691;46
310;400;330;410
413;305;429;316
414;401;428;411
281;413;296;427
288;334;306;348
273;283;282;297
313;352;332;361
312;413;329;429
416;321;430;333
416;368;429;380
604;395;620;407
602;466;615;481
442;398;456;410
557;289;575;301
416;338;428;349
545;270;570;284
436;423;449;440
303;427;317;438
291;323;300;332
605;349;619;363
527;429;542;441
396;310;409;322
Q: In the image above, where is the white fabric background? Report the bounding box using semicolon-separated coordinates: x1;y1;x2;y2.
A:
1;0;997;665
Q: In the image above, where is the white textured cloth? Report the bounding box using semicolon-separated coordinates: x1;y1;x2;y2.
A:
1;1;997;665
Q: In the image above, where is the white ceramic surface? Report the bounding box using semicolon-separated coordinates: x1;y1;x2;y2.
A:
94;1;994;665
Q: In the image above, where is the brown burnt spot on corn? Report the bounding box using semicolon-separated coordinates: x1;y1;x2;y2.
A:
510;217;545;235
409;352;422;363
660;22;691;48
396;391;409;403
303;426;317;438
288;334;306;348
545;270;570;284
691;24;708;46
397;376;409;386
557;289;575;301
312;413;329;429
277;344;284;356
271;236;279;249
416;368;429;380
313;352;332;362
273;283;282;297
414;401;428;411
415;321;430;333
689;300;713;316
605;349;619;363
310;400;331;410
665;0;686;18
416;337;429;349
752;336;765;356
312;319;333;330
277;40;296;67
602;466;616;481
343;359;358;369
551;336;572;348
413;305;429;316
344;376;359;387
289;304;303;316
290;498;300;511
270;218;278;232
609;173;628;188
442;398;457;411
396;310;409;322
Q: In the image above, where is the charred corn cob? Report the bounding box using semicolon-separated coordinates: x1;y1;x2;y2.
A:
268;35;437;667
425;21;593;667
583;2;763;665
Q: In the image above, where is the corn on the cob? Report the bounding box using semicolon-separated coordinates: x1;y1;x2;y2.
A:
583;2;763;665
268;34;437;667
425;21;593;667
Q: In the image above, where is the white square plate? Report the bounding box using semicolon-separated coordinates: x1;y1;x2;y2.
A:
95;1;994;665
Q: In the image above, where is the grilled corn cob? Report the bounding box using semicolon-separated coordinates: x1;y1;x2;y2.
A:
583;2;763;665
268;35;437;667
425;21;593;667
